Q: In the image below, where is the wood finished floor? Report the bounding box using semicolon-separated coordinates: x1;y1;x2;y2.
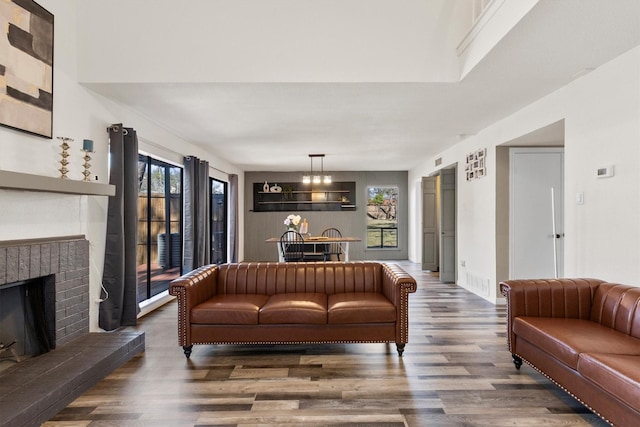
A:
45;262;609;426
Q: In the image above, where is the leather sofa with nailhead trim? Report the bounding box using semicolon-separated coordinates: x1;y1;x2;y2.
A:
169;261;417;358
500;278;640;426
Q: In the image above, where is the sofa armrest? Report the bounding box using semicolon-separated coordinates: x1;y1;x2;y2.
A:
169;264;219;346
381;263;417;343
499;278;603;353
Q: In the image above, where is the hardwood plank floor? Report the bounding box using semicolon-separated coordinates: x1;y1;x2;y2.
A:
44;262;608;426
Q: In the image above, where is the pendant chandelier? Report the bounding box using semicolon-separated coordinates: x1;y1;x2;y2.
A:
302;154;332;184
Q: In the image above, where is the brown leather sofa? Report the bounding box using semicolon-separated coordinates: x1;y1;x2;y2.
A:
169;261;417;358
500;278;640;426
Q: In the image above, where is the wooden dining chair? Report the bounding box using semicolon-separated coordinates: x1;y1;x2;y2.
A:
321;227;343;261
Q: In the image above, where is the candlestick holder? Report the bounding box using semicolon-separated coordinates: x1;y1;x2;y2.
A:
80;139;94;182
57;137;73;179
81;149;93;182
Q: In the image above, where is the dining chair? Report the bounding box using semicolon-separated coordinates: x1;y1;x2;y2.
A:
280;230;305;262
280;230;325;262
321;227;343;261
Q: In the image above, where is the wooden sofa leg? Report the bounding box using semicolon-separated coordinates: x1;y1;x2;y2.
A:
183;345;193;358
512;354;522;369
396;343;405;357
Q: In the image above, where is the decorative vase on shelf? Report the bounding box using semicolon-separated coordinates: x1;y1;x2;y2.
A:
270;183;282;193
263;181;270;192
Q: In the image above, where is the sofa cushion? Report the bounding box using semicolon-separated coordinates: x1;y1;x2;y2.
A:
260;293;327;324
591;283;640;338
513;317;640;369
216;262;387;296
191;294;270;325
328;293;396;324
578;353;640;410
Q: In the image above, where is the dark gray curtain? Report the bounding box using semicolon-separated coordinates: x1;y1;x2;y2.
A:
183;156;210;272
99;124;139;331
229;174;239;262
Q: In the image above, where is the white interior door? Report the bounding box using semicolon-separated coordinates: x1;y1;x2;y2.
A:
510;148;564;279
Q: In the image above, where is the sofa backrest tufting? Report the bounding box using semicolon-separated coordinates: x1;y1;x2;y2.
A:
591;283;640;338
216;262;385;295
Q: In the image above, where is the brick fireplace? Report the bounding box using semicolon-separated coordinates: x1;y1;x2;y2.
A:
0;235;90;352
0;235;145;426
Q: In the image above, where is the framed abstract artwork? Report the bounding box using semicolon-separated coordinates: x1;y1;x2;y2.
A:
0;0;54;138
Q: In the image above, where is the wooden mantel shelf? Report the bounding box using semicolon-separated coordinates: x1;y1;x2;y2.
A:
0;170;115;196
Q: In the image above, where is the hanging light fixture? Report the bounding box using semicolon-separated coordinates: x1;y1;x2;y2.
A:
312;154;322;184
302;155;313;184
321;155;332;184
303;154;331;185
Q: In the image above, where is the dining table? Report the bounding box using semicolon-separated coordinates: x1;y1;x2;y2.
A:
265;235;361;262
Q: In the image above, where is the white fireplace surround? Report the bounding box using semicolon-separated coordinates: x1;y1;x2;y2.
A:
0;236;90;348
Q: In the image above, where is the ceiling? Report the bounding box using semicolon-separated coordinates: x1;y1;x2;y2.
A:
84;0;640;172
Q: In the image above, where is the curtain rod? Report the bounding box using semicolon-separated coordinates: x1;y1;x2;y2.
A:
107;126;230;176
141;138;230;176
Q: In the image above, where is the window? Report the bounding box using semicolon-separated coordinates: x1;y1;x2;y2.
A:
210;178;228;264
366;186;398;248
137;154;183;303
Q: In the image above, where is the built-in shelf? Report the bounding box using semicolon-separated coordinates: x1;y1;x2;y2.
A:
0;170;115;196
253;181;356;212
258;200;345;204
258;190;350;194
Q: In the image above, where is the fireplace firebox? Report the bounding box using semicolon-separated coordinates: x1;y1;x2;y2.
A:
0;276;55;363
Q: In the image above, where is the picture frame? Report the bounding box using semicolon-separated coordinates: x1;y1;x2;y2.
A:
466;148;487;181
0;0;54;138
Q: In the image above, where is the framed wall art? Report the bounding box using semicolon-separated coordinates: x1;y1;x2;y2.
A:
465;148;486;181
0;0;54;138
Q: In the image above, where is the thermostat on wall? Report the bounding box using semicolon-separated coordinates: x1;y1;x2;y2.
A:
596;165;614;179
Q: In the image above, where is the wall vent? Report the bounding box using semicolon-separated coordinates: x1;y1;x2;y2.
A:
466;272;490;297
435;157;442;167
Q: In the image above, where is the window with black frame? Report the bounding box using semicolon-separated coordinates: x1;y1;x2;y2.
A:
137;154;183;303
210;178;228;264
366;186;399;248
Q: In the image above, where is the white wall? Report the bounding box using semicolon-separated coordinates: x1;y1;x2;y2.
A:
76;0;471;83
409;45;640;302
0;0;244;331
562;50;640;283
